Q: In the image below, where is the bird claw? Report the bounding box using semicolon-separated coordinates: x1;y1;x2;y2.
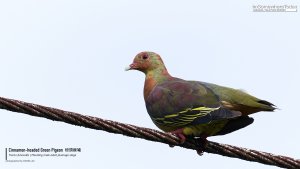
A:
169;128;186;144
175;133;186;144
195;137;208;156
167;129;208;155
168;128;186;147
169;144;175;148
197;149;204;156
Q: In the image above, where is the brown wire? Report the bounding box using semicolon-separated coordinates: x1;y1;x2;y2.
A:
0;97;299;169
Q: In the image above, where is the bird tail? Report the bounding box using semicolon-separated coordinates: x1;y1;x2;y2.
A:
257;100;277;111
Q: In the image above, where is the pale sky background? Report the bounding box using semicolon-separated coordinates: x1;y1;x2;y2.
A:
0;1;299;169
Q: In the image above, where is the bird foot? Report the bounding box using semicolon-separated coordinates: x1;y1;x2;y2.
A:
195;137;208;156
167;129;208;155
170;128;186;143
168;128;186;147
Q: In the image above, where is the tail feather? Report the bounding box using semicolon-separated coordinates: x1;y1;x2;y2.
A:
257;100;276;111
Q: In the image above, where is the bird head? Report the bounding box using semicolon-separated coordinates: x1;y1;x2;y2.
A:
125;51;166;74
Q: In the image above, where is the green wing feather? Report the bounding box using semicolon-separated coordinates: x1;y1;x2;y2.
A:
200;82;276;114
152;106;220;127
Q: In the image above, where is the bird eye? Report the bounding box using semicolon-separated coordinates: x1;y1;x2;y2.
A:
142;55;148;60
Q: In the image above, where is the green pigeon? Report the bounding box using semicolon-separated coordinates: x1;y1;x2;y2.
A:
126;51;276;145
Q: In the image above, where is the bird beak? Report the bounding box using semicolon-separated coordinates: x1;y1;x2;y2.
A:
125;66;131;71
125;63;137;71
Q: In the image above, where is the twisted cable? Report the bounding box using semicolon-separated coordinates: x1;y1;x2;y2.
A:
0;96;299;168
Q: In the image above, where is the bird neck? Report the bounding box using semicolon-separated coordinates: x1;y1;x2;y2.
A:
143;67;172;100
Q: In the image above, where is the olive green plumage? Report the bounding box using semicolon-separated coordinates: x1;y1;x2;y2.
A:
126;51;276;140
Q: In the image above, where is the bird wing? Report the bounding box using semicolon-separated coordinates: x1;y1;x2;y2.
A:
146;80;242;131
199;82;276;114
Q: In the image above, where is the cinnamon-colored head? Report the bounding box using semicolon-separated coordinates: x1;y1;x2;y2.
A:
125;52;166;74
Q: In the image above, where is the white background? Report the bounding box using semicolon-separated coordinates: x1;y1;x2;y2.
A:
0;1;299;168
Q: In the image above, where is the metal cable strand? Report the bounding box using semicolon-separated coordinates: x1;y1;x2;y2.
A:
0;97;299;169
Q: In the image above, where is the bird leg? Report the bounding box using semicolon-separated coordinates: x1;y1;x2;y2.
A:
195;135;208;156
168;128;186;147
168;129;208;155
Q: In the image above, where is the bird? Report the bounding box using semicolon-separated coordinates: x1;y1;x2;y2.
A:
126;51;276;150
